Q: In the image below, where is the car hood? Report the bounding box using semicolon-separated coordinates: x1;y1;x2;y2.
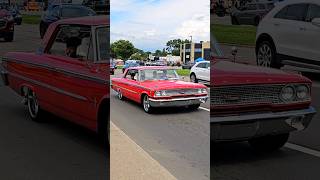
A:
139;80;207;90
212;61;310;87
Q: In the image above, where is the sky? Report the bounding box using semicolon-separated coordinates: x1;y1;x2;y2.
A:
110;0;210;52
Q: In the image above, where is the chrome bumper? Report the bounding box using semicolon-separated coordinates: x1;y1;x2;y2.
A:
149;96;208;107
211;107;316;142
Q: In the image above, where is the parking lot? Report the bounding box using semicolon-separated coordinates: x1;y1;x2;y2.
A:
0;24;108;180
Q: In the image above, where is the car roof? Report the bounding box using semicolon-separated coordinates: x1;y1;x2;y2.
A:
128;66;173;70
54;15;109;26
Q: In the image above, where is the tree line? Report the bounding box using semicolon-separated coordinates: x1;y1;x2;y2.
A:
111;39;191;61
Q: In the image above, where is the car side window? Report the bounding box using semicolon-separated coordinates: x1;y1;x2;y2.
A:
306;4;320;22
48;25;94;62
275;4;308;21
125;70;138;81
196;63;205;68
247;4;257;10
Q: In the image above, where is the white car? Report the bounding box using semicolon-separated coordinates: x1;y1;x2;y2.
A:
256;0;320;69
190;61;210;84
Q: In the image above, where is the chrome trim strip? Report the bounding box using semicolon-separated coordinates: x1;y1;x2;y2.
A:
112;84;139;94
2;57;109;85
211;107;316;123
9;72;87;101
149;96;208;102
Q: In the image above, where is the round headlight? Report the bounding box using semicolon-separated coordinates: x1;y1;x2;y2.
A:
198;89;202;94
155;91;161;97
296;85;309;100
280;86;295;102
201;88;207;94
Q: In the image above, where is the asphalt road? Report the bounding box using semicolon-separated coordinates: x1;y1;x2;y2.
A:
110;70;210;180
212;44;320;180
0;24;108;179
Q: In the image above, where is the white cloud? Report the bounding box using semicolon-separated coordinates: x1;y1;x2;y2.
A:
111;0;210;51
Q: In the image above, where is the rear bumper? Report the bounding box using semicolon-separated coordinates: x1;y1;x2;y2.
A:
211;107;316;142
149;96;208;107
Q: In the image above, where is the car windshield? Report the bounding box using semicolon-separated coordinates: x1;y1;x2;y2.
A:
96;26;109;61
140;69;179;81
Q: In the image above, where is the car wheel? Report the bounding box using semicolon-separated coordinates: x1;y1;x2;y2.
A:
4;32;14;42
142;95;153;113
188;104;200;110
231;16;239;25
248;133;289;152
256;41;281;68
117;89;123;100
27;89;44;122
190;73;198;83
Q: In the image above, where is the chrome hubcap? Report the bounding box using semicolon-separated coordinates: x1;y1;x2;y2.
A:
27;91;39;118
143;96;150;112
257;44;272;67
118;90;122;99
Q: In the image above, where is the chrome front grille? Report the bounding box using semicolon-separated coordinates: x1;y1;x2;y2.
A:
211;84;284;106
165;89;200;96
0;19;6;29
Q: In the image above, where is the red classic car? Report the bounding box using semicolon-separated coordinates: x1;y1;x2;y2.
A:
111;66;208;113
211;36;316;151
0;16;110;141
0;9;14;42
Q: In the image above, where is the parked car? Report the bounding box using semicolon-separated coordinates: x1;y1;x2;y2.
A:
82;0;109;15
182;62;195;69
0;16;110;142
110;61;116;75
231;1;275;26
0;9;14;42
40;4;96;38
256;0;320;70
111;66;208;113
211;35;316;151
8;6;22;25
190;61;210;84
122;60;139;73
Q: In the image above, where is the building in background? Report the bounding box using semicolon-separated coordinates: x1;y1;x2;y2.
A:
180;41;210;64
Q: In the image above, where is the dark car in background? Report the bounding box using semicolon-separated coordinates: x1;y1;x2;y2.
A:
83;0;109;15
231;1;275;26
40;4;96;38
8;6;22;25
0;9;14;42
0;3;21;25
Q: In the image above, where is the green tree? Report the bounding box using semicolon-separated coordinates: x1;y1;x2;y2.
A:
111;40;135;60
166;39;191;56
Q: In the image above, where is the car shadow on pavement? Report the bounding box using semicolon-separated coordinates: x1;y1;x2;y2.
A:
211;142;288;166
116;95;203;115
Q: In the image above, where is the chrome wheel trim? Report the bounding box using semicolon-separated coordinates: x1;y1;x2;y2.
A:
117;89;123;99
257;44;272;67
143;96;150;112
27;91;39;119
